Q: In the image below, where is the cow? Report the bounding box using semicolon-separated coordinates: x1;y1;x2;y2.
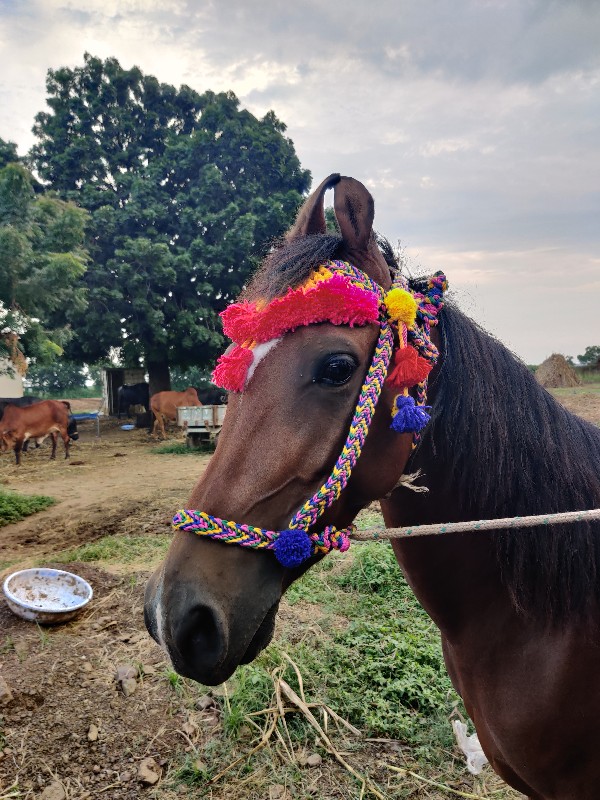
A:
0;396;42;418
150;387;201;439
117;382;150;419
195;386;227;405
0;400;72;465
24;407;79;451
0;398;78;452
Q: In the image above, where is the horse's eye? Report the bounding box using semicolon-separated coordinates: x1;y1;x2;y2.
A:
314;354;358;386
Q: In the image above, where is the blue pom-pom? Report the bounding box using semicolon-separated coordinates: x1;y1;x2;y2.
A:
391;395;431;433
273;529;313;568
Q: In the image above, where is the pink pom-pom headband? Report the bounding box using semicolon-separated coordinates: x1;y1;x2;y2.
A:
213;261;385;392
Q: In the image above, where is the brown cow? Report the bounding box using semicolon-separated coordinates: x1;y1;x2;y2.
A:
0;400;72;465
150;387;201;439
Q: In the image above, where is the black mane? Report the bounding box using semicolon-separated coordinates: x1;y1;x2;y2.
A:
243;232;397;302
243;234;344;301
413;304;600;619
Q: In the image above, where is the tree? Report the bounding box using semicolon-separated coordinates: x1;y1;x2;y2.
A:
577;346;600;367
170;365;213;391
0;162;88;365
25;360;87;395
30;54;310;393
0;137;19;170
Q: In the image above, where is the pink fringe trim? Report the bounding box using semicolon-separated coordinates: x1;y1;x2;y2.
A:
221;274;380;345
212;346;254;393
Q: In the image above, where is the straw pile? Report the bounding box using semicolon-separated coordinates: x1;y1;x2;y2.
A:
536;353;581;388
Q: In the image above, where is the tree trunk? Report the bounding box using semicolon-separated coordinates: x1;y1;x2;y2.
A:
147;357;171;398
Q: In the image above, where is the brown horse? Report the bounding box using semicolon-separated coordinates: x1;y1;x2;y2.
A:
145;175;600;799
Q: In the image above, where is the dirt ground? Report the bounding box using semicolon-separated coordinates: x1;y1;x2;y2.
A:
0;412;208;568
0;416;213;799
0;394;598;799
550;388;600;426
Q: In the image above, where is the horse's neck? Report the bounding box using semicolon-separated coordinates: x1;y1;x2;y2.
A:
380;482;509;640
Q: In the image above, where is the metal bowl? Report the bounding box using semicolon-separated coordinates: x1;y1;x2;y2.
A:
3;568;93;624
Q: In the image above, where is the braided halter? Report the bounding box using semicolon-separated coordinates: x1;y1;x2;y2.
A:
173;260;446;568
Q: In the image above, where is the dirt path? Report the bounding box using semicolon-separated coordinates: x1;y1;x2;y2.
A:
0;419;217;798
0;418;210;570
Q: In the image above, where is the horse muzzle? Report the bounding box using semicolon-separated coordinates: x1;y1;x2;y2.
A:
144;560;280;685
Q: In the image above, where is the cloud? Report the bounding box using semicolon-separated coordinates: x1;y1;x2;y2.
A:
0;0;598;363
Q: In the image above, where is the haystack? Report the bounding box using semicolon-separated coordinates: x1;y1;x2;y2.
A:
535;353;581;388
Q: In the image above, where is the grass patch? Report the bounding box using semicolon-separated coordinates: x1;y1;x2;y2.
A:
551;381;600;396
54;534;171;565
283;544;460;749
354;504;385;531
0;490;55;527
151;441;215;455
580;373;600;385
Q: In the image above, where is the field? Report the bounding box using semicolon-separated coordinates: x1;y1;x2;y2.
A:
0;389;598;800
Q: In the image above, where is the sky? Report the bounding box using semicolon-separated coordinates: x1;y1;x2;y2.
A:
0;0;598;364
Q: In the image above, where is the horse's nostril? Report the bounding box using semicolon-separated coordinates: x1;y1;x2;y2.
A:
171;603;227;679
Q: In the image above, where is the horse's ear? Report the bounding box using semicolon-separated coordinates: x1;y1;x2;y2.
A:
333;177;374;252
286;173;341;240
334;177;392;289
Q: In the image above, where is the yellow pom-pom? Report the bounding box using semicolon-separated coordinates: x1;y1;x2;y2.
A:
385;288;417;327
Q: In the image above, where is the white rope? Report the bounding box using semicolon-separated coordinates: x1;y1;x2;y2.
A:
393;470;430;493
353;508;600;540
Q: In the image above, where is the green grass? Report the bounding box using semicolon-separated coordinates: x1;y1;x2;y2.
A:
53;534;171;565
282;544;461;748
175;544;461;758
151;441;215;455
550;379;600;396
59;525;514;797
0;490;56;527
25;388;101;399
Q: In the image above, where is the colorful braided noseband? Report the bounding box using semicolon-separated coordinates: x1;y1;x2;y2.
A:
173;260;447;568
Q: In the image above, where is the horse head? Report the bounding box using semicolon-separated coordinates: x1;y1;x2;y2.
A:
144;175;431;684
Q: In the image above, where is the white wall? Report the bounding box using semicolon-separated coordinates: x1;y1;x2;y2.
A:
0;359;24;397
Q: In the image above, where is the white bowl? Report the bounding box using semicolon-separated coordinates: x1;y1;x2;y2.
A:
3;568;93;624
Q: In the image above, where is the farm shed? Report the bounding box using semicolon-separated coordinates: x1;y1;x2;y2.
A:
101;367;146;416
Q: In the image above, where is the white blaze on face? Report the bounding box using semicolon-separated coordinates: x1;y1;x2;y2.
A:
246;339;282;387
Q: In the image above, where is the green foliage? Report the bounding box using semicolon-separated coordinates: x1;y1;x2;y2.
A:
30;54;310;388
25;359;87;394
580;373;600;386
578;345;600;367
0;137;19;170
324;205;340;233
0;162;88;363
0;491;55;526
170;366;212;391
